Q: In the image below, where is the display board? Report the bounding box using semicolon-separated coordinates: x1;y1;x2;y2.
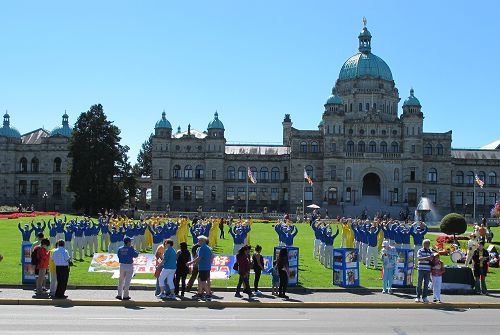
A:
21;243;50;285
88;253;156;273
273;246;299;286
333;248;359;287
392;248;414;287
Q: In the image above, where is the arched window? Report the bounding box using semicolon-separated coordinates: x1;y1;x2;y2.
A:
346;141;354;152
346;167;352;181
466;171;474;185
489;171;497;185
20;158;27;173
428;168;437;182
173;165;181;179
424;143;433;155
369;141;376;153
238;166;246;180
227;166;235;180
260;167;269;182
300;141;307;152
330;142;336;152
380;141;387;153
436;144;444;155
271;167;280;181
358;141;365;152
305;165;314;179
158;185;163;199
455;171;464;184
478;171;486;184
391;141;399;153
184;165;193;179
31;158;39;173
311;141;319;153
53;157;62;173
346;187;352;202
195;165;204;179
394;168;400;182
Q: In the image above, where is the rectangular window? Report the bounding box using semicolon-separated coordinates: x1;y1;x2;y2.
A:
454;191;463;205
211;187;216;200
283;188;289;201
345;189;351;202
349;103;352;112
358;103;362;112
158;169;163;179
331;167;337;180
184;186;192;200
53;180;62;197
212;169;216;180
304;186;313;201
237;187;246;201
331;142;336;152
173;186;181;200
411;145;415;153
260;188;268;202
365;103;370;111
284;167;289;181
393;188;399;203
195;186;204;200
466;191;474;204
478;192;485;205
30;180;39;196
410;168;416;181
488;192;497;205
428;189;437;204
271;188;279;201
226;187;235;201
249;187;257;201
19;180;27;196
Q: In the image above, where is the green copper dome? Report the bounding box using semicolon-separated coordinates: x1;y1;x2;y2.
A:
50;112;72;137
207;111;224;130
318;120;324;128
0;113;21;139
338;21;393;81
403;88;421;107
155;111;172;129
325;92;343;105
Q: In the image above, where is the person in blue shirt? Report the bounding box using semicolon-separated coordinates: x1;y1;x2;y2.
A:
187;235;212;300
72;224;85;260
18;223;33;243
392;224;403;248
380;240;397;294
411;222;428;263
148;225;164;253
311;220;324;259
323;226;339;269
158;239;177;300
48;221;58;246
31;221;46;236
90;221;100;255
55;217;66;242
99;216;110;252
63;225;74;260
190;225;202;246
274;223;286;246
399;224;412;250
229;225;246;255
282;225;298;247
365;224;381;269
116;236;139;300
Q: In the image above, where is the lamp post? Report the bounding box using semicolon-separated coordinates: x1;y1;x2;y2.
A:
42;192;48;212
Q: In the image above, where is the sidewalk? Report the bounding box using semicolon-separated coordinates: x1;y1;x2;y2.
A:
1;287;499;309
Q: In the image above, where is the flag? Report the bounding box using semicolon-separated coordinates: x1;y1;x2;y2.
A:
304;169;313;185
247;167;257;184
475;174;484;189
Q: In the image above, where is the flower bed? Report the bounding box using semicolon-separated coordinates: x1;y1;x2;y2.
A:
0;211;60;219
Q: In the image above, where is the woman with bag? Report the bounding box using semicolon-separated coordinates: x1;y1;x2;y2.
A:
235;245;252;299
277;247;290;300
175;242;191;297
252;245;264;296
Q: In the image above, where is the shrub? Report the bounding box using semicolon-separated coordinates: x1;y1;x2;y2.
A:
440;213;467;237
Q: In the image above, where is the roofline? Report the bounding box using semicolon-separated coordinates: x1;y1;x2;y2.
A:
21;128;50;137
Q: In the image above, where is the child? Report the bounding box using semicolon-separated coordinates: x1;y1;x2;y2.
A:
431;253;445;303
271;260;280;296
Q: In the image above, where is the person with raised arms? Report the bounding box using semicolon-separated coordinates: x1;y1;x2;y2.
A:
63;224;74;260
148;224;164;253
31;221;46;236
311;219;323;258
98;215;110;252
229;224;247;255
323;225;339;269
18;223;34;243
48;220;58;246
282;224;298;247
365;224;381;269
72;223;84;261
411;221;428;262
55;217;66;242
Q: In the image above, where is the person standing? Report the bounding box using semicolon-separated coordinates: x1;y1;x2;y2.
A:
48;245;57;298
415;239;433;303
472;242;489;294
154;240;167;297
34;239;50;295
431;253;445;303
116;237;138;300
252;245;264;296
380;240;397;294
235;245;252;299
158;239;177;300
52;240;71;299
219;218;225;239
186;242;201;292
187;235;212;300
175;242;191;297
277;248;290;300
365;225;381;269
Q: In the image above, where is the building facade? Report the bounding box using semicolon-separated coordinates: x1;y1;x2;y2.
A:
150;23;500;218
0;112;73;211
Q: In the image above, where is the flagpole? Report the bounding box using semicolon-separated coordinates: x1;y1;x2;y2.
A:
246;170;249;218
473;172;476;224
302;176;305;222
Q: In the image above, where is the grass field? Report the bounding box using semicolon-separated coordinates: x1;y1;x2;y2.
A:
0;215;498;288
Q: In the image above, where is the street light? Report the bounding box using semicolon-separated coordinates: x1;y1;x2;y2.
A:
42;192;48;212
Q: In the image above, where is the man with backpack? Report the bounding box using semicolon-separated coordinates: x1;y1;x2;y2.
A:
33;239;50;295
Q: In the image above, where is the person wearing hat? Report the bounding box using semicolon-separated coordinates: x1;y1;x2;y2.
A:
465;233;479;268
431;253;445;302
380;240;397;294
116;236;139;300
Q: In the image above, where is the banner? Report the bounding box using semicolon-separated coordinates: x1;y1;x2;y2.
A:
88;253;157;274
211;255;274;279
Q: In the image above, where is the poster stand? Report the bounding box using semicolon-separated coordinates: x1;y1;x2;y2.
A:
392;248;414;287
333;248;359;287
273;246;299;286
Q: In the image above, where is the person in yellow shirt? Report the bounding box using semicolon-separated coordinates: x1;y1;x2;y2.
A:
48;247;57;297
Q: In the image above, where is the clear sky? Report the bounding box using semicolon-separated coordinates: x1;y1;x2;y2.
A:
1;0;498;161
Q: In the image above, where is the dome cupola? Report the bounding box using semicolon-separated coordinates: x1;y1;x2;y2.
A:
0;112;21;139
155;111;172;129
207;111;224;130
50;112;72;137
403;88;421;107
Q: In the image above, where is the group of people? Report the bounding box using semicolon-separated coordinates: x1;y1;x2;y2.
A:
311;220;339;268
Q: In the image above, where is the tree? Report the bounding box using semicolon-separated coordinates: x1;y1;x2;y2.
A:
68;104;132;214
134;134;153;177
440;213;467;243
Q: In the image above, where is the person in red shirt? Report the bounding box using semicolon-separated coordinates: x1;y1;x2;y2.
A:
235;245;252;299
34;239;51;295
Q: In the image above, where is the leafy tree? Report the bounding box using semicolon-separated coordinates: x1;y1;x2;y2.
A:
68;104;133;214
440;213;467;242
134;134;153;177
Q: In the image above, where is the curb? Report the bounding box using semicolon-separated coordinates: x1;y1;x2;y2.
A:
1;299;500;309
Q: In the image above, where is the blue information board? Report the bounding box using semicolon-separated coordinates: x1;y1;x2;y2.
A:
333;248;359;287
273;246;299;286
21;243;36;284
392;248;414;287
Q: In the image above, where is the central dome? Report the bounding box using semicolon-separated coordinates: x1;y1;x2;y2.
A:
339;52;393;81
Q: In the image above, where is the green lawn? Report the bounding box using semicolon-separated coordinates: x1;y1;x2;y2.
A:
0;215;498;288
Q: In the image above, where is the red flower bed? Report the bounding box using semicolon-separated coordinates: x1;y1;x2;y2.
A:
0;211;60;219
436;235;470;244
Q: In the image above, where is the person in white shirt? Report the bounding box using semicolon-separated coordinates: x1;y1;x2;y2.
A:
51;240;71;299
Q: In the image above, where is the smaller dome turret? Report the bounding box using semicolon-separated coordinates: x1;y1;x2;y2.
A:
207;111;224;130
325;88;343;105
155;111;172;129
50;111;72;137
0;112;21;139
403;88;421;107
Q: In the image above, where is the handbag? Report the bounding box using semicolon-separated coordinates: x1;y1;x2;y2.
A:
154;265;162;278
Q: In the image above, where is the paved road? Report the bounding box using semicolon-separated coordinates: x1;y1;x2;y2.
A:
0;305;499;334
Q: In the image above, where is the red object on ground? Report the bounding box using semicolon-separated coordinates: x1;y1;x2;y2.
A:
0;211;60;219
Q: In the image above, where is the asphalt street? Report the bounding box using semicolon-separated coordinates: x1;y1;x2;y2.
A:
1;305;499;334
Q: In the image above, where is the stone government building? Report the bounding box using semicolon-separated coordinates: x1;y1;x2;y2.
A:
1;22;499;218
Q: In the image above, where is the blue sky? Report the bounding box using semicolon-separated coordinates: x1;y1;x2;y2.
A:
1;1;498;161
